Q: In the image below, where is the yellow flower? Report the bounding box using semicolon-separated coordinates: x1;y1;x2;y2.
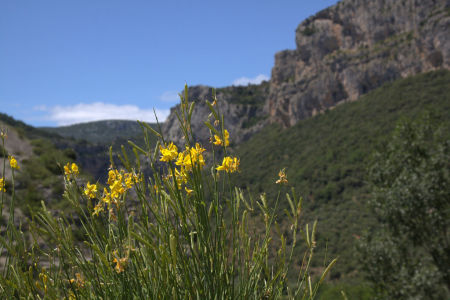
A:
84;182;98;198
107;169;119;185
92;202;104;216
213;135;222;145
0;177;5;192
213;129;229;146
185;186;193;196
101;187;111;204
216;156;239;173
276;168;288;185
64;163;71;176
124;173;134;189
189;143;206;169
176;151;186;167
174;168;188;185
64;162;79;179
153;184;159;194
113;254;128;273
110;179;125;199
71;163;79;175
9;156;19;170
176;144;206;171
124;172;139;189
38;272;48;293
159;142;178;162
69;273;85;288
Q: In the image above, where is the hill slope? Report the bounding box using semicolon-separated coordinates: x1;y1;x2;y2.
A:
41;119;156;145
234;70;450;281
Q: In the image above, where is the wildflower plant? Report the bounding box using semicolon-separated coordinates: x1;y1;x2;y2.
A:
0;85;335;299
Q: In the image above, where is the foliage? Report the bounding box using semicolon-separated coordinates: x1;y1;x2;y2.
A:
234;70;450;280
359;114;450;299
300;25;317;36
316;282;374;300
218;81;270;106
16;138;77;211
42;120;158;146
0;144;7;158
0;85;334;298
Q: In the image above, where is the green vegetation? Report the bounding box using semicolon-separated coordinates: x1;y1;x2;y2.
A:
0;70;448;297
300;25;317;36
218;81;269;106
234;70;450;288
0;114;80;212
0;144;7;157
359;115;449;299
41;120;158;145
0;85;333;298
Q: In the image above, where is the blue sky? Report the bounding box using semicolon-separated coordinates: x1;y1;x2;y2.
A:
0;0;339;127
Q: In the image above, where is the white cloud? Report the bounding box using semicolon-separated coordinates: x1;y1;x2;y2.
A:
159;91;180;103
41;102;170;126
232;74;269;86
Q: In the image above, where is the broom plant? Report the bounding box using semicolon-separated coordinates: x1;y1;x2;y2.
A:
0;85;335;299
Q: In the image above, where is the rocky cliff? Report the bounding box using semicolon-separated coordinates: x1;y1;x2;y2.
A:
163;0;450;141
162;83;269;145
268;0;450;126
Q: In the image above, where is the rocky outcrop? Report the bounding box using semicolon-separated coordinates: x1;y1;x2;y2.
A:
162;83;269;146
268;0;450;126
163;0;450;140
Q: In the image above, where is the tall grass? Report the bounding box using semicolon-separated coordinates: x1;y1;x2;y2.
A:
0;85;335;299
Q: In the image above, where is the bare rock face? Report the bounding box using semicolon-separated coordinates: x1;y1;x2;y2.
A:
162;83;269;146
163;0;450;141
267;0;450;126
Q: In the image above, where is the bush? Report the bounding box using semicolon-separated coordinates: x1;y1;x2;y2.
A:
0;86;334;299
359;114;450;299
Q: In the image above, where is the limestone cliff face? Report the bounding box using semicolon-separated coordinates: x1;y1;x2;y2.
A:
163;0;450;141
268;0;450;126
162;83;269;146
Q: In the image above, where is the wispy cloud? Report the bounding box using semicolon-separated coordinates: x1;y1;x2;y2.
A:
40;102;170;126
159;91;180;103
232;74;269;86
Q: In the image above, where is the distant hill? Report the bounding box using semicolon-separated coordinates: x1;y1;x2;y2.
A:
41;119;157;145
0;113;79;214
234;70;450;286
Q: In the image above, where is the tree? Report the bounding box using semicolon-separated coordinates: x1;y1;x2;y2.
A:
359;114;450;299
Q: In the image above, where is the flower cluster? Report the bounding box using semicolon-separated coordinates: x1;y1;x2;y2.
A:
69;273;85;288
64;162;79;179
159;142;178;162
9;156;19;170
159;142;206;191
0;177;5;192
84;182;98;199
175;143;206;172
93;169;139;216
212;129;229;147
216;156;239;173
112;251;129;274
276;168;288;185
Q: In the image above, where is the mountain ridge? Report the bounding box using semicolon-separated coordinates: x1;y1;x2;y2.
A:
162;0;450;144
41;119;156;145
